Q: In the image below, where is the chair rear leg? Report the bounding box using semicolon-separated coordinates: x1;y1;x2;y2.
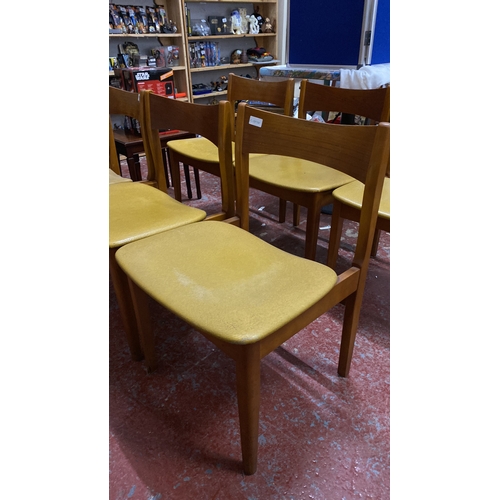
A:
168;150;183;202
193;167;202;199
235;343;261;475
370;228;381;257
293;203;301;227
278;198;287;223
327;206;344;269
183;163;193;199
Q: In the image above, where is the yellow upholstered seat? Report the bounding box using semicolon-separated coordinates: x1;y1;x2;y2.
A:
329;176;390;267
334;177;390;217
117;221;337;343
109;182;205;249
115;102;389;475
249;155;354;192
109;168;132;184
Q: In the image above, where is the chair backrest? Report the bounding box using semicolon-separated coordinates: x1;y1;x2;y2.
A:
227;73;295;138
141;91;235;217
298;81;390;124
299;81;390;176
234;103;390;268
109;86;168;192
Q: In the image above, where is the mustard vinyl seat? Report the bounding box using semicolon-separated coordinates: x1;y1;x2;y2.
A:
329;176;390;267
333;177;390;218
109;182;206;249
109;168;132;185
249;155;354;193
116;220;337;343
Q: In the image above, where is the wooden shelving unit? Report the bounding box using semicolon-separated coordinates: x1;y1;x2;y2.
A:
109;0;279;103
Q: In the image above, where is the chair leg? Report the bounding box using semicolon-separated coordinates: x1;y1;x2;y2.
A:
168;150;183;202
193;167;202;199
327;205;344;269
304;205;322;261
183;164;193;199
109;249;143;361
127;277;158;373
370;228;381;257
292;203;301;227
337;291;363;378
235;343;261;475
162;148;170;188
278;198;287;223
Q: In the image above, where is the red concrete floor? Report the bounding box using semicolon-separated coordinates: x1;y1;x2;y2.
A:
109;160;390;499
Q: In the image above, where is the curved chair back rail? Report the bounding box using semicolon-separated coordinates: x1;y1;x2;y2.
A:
298;81;390;124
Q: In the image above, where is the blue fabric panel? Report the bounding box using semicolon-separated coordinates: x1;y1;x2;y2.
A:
371;0;390;64
288;0;366;66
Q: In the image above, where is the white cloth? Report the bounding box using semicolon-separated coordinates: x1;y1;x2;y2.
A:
340;63;390;89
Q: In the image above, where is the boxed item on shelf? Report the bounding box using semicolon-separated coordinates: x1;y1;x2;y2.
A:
117;67;176;98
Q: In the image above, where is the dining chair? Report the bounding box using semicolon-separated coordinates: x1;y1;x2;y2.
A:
143;91;237;221
167;73;295;207
109;90;233;366
295;81;391;263
328;169;390;268
115;103;390;475
109;86;168;192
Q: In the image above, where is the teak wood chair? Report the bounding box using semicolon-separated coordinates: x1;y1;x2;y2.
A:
109;89;233;364
296;81;391;264
109;86;168;192
167;73;295;205
115;103;390;475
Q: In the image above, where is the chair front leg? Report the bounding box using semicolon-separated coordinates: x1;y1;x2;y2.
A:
127;276;158;372
235;343;261;475
109;249;143;361
304;204;322;261
337;291;363;378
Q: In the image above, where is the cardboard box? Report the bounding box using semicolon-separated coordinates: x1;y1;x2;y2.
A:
118;67;175;98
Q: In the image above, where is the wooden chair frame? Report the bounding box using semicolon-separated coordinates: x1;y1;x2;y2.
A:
116;102;389;474
296;81;391;263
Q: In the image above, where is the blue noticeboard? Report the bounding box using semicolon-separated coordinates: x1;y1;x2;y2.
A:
370;0;390;64
287;0;389;67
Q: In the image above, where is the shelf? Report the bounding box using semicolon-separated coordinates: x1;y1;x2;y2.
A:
190;63;254;73
109;33;184;38
188;33;276;41
192;90;227;100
